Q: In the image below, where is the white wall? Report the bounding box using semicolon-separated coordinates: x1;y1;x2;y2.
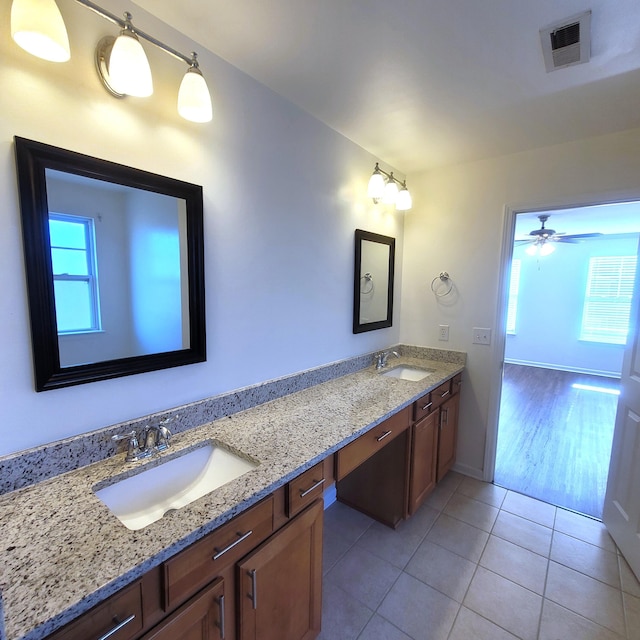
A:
128;190;184;355
401;128;640;478
0;0;404;456
506;234;639;377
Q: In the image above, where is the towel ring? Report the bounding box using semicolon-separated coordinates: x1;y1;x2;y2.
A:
360;272;374;295
430;271;453;297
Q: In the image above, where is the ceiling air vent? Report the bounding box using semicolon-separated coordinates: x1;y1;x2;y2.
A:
540;10;591;72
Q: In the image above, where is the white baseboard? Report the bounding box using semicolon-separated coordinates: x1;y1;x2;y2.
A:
504;359;620;379
451;462;483;481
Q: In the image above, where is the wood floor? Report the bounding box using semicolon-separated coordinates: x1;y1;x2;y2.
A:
494;364;619;519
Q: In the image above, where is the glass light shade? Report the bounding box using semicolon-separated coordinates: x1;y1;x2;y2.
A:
178;67;212;123
525;243;539;256
367;170;386;199
539;242;555;256
11;0;70;62
382;178;399;205
396;186;412;211
108;30;153;97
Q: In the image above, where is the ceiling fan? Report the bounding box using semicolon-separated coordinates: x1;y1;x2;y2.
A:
515;214;602;256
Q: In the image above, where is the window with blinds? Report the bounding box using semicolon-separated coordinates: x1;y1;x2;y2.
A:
580;255;637;345
506;259;521;334
49;213;101;334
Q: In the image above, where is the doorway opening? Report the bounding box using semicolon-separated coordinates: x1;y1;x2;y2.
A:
493;202;640;519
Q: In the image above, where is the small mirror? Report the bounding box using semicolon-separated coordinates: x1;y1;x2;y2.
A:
353;229;395;333
15;137;206;391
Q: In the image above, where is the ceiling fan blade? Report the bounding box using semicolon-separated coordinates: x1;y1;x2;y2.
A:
561;232;603;239
554;237;579;244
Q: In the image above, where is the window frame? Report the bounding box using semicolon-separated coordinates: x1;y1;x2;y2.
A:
49;212;102;334
506;258;521;335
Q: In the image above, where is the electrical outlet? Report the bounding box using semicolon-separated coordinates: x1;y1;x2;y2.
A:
473;327;492;345
439;324;449;341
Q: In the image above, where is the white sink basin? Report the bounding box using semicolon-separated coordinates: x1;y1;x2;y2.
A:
381;366;435;382
94;443;258;530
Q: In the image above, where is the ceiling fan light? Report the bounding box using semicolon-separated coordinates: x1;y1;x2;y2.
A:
367;164;386;200
109;28;153;97
11;0;70;62
539;242;555;256
525;244;539;256
178;64;212;123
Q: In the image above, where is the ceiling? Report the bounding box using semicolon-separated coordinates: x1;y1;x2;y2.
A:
515;203;640;238
134;0;640;175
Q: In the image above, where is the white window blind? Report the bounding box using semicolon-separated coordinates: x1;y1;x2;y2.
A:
506;259;521;334
580;255;637;345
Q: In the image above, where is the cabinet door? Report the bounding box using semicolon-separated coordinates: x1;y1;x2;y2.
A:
408;410;438;515
142;578;226;640
237;500;323;640
437;392;460;482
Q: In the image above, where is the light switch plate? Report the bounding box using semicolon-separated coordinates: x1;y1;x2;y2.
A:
439;324;449;341
473;327;491;345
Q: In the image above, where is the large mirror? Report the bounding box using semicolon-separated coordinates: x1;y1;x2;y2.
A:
14;137;206;391
353;229;395;333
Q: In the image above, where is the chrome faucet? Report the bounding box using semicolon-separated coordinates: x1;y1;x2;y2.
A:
111;430;143;462
113;418;173;462
375;350;400;370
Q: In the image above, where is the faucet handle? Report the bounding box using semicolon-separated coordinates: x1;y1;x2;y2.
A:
156;425;172;451
111;430;137;443
111;430;142;462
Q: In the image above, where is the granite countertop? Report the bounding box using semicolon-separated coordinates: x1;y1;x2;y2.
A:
0;355;463;640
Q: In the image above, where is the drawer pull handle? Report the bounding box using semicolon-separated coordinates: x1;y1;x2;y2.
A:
213;530;253;560
249;569;258;610
440;389;450;398
97;614;136;640
218;594;226;639
421;402;433;411
376;430;392;442
300;478;325;498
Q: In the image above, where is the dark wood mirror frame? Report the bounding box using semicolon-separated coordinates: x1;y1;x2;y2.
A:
14;137;206;391
353;229;395;334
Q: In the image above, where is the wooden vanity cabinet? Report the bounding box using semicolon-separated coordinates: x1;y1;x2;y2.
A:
140;578;226;640
339;373;463;523
410;372;462;507
237;500;323;640
436;373;461;481
335;407;411;528
407;410;439;515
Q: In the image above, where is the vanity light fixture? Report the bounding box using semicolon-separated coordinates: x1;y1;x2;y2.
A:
10;0;213;123
10;0;70;62
367;163;412;211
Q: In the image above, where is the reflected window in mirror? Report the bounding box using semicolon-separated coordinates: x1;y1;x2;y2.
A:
353;229;395;333
49;212;101;335
14;137;206;391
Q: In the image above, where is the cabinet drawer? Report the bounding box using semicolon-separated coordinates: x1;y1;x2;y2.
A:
413;380;451;422
47;581;143;640
163;495;274;610
335;407;410;481
287;461;326;517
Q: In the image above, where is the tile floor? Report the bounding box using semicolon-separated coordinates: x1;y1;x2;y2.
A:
319;472;640;640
